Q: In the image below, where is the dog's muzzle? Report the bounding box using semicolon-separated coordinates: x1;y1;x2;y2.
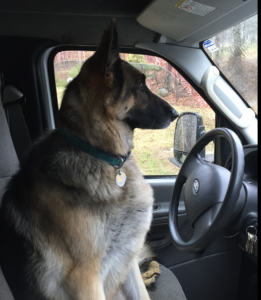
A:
164;106;179;121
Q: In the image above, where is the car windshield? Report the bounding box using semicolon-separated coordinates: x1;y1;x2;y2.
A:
203;14;258;115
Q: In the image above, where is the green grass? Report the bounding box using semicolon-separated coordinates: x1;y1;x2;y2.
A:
56;87;215;176
133;105;215;175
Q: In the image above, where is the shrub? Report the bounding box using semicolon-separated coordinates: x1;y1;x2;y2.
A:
144;64;161;72
126;54;147;64
129;63;161;73
55;75;67;88
69;63;82;78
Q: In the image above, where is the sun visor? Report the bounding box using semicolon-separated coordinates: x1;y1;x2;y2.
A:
137;0;250;42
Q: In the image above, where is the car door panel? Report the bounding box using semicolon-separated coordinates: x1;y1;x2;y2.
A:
171;249;242;300
148;179;242;300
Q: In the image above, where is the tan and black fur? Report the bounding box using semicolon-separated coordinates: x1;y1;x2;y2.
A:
0;20;179;300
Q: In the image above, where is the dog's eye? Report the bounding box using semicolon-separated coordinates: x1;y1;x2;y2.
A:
140;83;145;91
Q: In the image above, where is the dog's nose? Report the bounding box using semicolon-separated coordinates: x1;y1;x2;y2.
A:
164;106;179;121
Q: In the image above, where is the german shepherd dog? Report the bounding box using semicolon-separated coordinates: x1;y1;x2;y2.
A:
0;20;179;300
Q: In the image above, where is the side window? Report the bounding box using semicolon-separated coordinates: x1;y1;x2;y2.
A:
54;52;215;176
203;14;257;115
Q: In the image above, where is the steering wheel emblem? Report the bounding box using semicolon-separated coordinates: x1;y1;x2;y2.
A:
193;179;200;194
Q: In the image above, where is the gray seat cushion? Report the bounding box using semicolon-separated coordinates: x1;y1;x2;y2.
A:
0;75;17;299
148;264;187;300
0;268;14;300
0;86;19;206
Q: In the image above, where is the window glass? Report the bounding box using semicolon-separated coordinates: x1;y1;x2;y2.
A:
203;14;257;114
54;51;215;175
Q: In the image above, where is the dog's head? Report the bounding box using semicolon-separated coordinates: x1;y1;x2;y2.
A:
59;19;179;155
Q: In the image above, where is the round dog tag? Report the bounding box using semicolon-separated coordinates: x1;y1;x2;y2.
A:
116;172;126;187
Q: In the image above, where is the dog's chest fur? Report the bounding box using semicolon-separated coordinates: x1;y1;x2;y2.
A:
100;181;153;278
25;140;154;299
100;187;153;297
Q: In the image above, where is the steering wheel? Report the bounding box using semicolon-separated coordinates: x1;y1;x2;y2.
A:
169;128;244;253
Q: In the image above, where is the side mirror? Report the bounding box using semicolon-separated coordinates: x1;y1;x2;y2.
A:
171;112;206;167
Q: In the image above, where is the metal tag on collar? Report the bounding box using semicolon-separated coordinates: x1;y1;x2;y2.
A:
115;157;127;187
116;169;127;187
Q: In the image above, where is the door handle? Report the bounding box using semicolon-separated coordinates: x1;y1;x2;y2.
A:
147;232;165;241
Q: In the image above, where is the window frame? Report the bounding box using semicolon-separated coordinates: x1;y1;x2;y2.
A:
200;29;258;119
199;38;250;166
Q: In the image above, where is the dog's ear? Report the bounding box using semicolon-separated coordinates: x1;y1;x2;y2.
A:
94;19;120;78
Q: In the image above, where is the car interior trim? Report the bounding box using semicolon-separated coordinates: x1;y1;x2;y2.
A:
137;0;249;43
135;42;212;86
138;0;257;49
37;47;56;129
202;66;255;129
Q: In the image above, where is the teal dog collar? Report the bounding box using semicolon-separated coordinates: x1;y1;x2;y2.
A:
58;128;131;168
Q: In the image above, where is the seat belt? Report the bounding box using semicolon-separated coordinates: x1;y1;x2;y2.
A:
2;85;32;162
